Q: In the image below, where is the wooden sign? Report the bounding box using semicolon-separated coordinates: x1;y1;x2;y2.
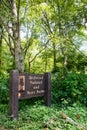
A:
9;70;51;119
18;74;45;99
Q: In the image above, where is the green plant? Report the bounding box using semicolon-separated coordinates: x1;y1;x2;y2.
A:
52;72;87;106
0;103;87;130
0;75;9;103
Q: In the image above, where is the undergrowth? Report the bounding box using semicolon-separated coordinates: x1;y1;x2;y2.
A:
0;102;87;130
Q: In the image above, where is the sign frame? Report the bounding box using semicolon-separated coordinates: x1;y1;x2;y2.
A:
9;70;51;119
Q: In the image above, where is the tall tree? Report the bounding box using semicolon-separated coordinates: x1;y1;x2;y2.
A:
0;0;28;72
11;0;24;72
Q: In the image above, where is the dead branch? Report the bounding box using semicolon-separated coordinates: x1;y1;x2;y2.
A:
61;112;86;130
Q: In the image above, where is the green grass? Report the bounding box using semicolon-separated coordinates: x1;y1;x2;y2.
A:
0;101;87;130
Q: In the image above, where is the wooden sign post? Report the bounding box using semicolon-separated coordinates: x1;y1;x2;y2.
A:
9;70;19;119
9;70;51;119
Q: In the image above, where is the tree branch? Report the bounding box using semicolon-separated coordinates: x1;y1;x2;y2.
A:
1;0;12;10
66;38;87;58
42;11;53;34
0;16;15;43
23;24;34;57
62;112;86;129
29;40;49;63
1;33;14;56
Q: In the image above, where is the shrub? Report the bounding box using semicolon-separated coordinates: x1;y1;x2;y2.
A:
0;75;9;103
52;72;87;106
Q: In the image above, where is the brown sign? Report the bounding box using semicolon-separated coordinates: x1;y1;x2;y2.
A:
18;74;45;99
27;74;45;97
9;70;51;119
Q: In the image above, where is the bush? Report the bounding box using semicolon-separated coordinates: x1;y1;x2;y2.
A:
52;72;87;106
0;75;9;103
0;103;87;130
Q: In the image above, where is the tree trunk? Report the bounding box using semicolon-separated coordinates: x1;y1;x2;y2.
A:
53;42;57;72
0;36;2;72
60;43;68;75
51;41;57;73
28;61;31;73
12;0;24;73
45;49;48;72
0;25;3;74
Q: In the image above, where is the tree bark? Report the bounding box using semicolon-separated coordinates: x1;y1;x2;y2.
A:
52;42;57;72
12;0;24;72
0;25;3;74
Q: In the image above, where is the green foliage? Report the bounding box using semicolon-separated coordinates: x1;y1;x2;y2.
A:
0;75;9;103
0;0;87;128
0;0;87;73
0;40;15;74
0;103;87;130
52;72;87;106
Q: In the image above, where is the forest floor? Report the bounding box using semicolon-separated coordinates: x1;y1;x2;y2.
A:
0;101;87;130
